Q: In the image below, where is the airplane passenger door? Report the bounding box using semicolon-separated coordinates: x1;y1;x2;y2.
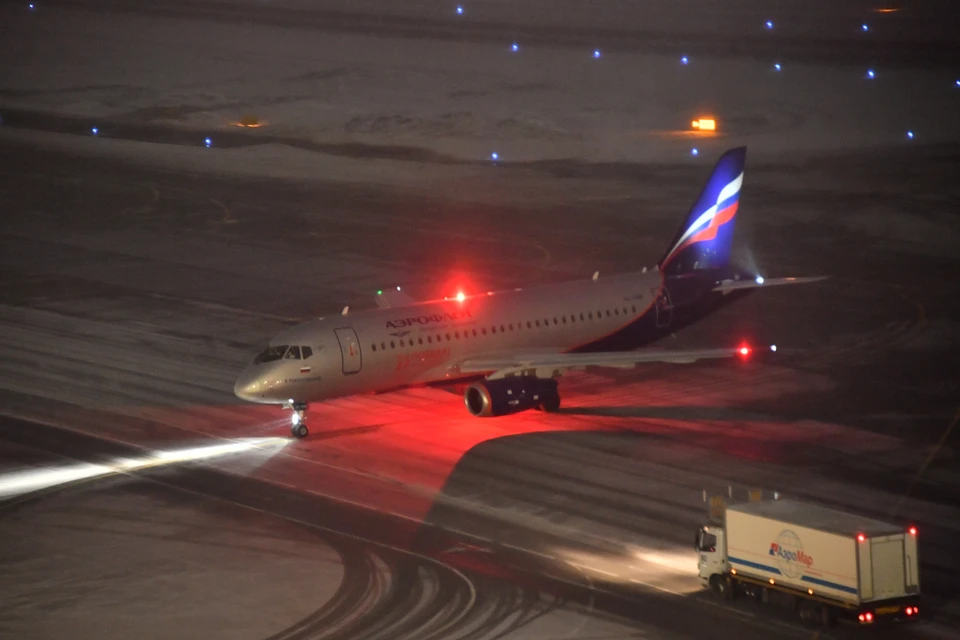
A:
652;287;673;328
334;328;362;374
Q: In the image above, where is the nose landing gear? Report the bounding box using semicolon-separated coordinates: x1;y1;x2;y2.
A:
290;402;309;438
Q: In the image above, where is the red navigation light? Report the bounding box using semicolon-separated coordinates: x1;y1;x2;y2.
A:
857;533;866;542
908;526;917;535
737;345;751;358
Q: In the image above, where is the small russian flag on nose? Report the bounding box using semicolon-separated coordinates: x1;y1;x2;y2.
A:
300;366;311;374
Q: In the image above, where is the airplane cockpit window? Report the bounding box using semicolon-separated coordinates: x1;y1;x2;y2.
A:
284;346;302;360
302;346;313;359
254;345;288;364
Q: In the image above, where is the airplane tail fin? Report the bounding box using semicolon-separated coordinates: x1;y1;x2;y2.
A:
658;146;746;275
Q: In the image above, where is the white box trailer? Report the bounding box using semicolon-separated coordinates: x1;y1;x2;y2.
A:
696;499;920;627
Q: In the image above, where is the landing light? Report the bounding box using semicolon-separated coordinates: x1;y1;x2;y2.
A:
91;127;99;135
291;412;301;425
491;151;499;161
511;43;519;52
755;275;765;284
907;130;914;139
862;23;870;31
204;137;212;148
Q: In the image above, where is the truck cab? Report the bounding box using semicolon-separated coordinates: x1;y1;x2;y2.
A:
695;525;726;589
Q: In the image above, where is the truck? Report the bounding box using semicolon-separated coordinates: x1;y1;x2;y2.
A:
695;496;920;627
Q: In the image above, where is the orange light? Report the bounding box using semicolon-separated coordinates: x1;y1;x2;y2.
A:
769;578;775;585
730;568;737;575
691;118;716;131
874;7;900;13
908;526;917;535
455;291;466;302
857;533;866;542
808;588;814;595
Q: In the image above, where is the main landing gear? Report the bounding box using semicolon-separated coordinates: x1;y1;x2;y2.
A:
290;402;309;438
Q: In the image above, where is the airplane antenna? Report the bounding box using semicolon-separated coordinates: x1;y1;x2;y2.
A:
592;271;599;281
341;306;349;315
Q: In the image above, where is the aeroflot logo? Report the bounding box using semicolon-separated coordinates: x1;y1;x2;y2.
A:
386;310;473;329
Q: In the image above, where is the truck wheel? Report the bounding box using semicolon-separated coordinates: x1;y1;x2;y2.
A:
710;575;732;600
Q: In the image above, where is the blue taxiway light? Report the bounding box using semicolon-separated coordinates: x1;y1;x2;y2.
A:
866;69;875;79
593;49;601;58
511;43;519;52
680;56;689;65
862;23;870;32
456;5;463;15
691;148;699;156
204;137;212;147
491;152;499;161
955;79;960;87
770;344;777;352
765;20;773;29
91;127;99;135
774;63;782;71
907;131;914;139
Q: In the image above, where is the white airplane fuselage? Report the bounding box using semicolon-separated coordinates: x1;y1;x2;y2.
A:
234;268;678;405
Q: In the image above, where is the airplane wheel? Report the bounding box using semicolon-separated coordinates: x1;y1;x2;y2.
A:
540;393;561;413
292;423;309;438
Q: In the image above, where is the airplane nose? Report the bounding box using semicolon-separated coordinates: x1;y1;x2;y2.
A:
234;368;261;401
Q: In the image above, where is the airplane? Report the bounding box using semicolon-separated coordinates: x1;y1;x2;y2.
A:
234;146;824;438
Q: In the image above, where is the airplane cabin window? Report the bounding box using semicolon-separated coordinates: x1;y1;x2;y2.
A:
535;320;540;327
399;339;405;347
605;310;611;317
526;321;532;329
499;325;505;333
482;328;487;335
390;341;395;348
614;308;620;315
427;336;433;343
580;313;585;321
418;338;423;345
491;326;497;334
632;306;637;313
284;346;302;360
587;313;592;320
472;329;478;337
381;342;386;350
253;345;288;364
371;344;377;352
302;346;313;359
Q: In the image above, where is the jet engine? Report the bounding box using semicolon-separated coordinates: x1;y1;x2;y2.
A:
464;377;560;417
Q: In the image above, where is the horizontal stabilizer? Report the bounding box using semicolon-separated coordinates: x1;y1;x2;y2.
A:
712;276;827;294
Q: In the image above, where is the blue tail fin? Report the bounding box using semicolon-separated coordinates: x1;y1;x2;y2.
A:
659;146;746;275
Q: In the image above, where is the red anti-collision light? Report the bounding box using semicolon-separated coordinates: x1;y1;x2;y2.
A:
909;526;917;535
857;533;866;542
738;345;751;357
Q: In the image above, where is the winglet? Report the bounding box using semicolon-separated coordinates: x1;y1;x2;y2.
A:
375;287;416;309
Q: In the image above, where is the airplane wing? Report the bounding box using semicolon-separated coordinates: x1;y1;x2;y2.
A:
459;346;756;380
713;276;827;294
375;287;416;308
